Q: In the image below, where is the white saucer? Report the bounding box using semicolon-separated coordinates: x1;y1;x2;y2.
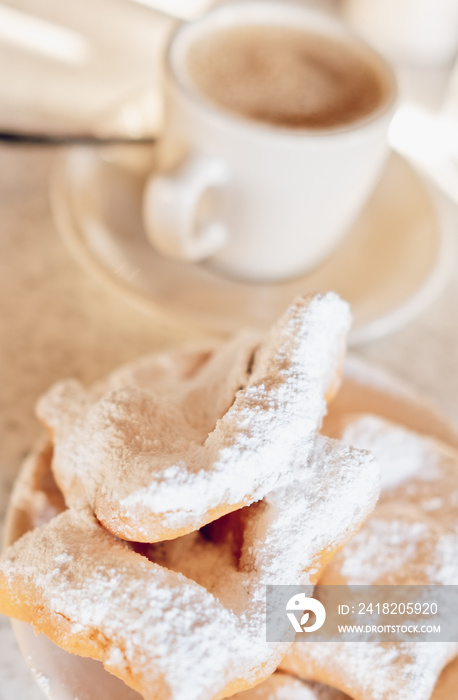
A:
50;148;453;344
5;355;458;700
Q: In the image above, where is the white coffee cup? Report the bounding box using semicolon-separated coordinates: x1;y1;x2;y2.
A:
143;2;397;282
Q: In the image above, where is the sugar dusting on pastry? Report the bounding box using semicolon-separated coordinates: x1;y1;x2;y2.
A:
282;415;458;700
4;300;457;700
36;294;352;542
0;294;383;700
0;409;377;700
0;508;272;700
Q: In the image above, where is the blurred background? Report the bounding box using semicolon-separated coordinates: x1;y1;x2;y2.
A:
0;0;235;136
2;0;458;200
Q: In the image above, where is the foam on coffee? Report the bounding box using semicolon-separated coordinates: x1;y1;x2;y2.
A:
186;25;389;130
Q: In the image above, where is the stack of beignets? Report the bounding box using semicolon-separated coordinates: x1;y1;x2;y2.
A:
281;416;458;700
1;292;457;700
0;294;381;699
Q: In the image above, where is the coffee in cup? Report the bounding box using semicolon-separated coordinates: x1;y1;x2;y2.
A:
143;2;397;282
186;25;391;131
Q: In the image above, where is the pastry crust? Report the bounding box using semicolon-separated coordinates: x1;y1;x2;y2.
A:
37;294;351;543
0;429;377;700
0;295;382;700
282;415;458;700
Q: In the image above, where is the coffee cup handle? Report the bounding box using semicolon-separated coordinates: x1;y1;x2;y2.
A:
143;153;228;262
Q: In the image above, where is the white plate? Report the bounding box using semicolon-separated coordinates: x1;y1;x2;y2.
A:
4;354;458;700
50;148;454;345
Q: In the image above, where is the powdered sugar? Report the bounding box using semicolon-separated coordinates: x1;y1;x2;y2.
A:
32;670;50;696
337;515;430;584
426;531;458;585
1;509;272;700
282;415;458;700
0;426;377;700
36;294;352;542
284;641;458;700
140;432;378;616
341;415;439;491
0;294;383;700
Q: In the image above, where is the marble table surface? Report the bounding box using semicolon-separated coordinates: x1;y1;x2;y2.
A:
1;144;458;699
